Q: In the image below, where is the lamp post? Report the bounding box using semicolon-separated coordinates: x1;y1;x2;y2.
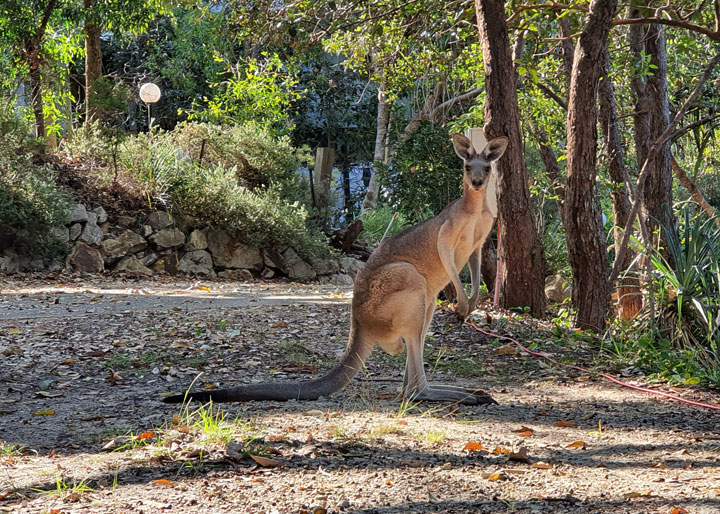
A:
139;82;161;129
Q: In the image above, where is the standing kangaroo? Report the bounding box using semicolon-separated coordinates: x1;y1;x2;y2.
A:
163;133;508;405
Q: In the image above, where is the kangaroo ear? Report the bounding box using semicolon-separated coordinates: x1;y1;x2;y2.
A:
452;133;475;160
482;136;509;162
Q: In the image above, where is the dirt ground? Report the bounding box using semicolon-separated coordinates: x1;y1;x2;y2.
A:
1;274;719;514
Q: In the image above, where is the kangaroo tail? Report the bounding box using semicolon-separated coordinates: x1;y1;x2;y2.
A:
162;324;372;404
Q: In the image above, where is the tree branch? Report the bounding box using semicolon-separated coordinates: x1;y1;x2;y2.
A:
537;82;568;110
669;113;720;140
672;155;719;228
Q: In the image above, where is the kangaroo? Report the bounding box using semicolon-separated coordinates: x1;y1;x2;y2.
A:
162;133;508;405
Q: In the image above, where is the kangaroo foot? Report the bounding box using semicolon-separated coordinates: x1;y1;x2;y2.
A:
408;385;496;405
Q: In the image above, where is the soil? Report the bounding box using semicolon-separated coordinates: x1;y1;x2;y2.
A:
1;274;719;514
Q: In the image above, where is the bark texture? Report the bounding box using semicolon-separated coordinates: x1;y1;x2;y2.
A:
564;0;616;330
630;9;675;253
475;0;546;317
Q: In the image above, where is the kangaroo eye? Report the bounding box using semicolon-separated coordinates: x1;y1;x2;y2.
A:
464;165;471;171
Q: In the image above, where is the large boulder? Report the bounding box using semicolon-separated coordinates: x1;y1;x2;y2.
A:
77;212;103;245
152;253;181;275
206;229;263;270
115;255;152;275
217;269;253;281
150;228;186;250
92;206;108;223
178;250;215;276
101;231;147;264
69;223;82;241
66;242;104;273
146;211;173;231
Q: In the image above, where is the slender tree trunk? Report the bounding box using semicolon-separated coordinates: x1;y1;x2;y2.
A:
475;0;546;317
362;80;390;211
28;63;45;139
84;0;102;124
564;0;616;331
598;47;642;320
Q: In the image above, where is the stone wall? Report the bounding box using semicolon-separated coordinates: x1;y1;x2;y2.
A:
1;203;360;285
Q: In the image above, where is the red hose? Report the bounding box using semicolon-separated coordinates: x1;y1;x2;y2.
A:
465;321;720;411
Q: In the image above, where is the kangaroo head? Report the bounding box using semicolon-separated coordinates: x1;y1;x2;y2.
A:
452;133;509;191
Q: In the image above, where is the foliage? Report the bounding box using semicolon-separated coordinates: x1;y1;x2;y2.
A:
379;123;462;223
116;123;329;259
357;204;409;244
644;209;720;384
0;111;72;260
190;54;300;136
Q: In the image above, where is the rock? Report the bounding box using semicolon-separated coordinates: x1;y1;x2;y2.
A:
69;223;82;241
545;274;571;303
92;206;108;223
339;257;365;278
318;273;354;286
117;215;136;228
68;204;88;223
101;230;147;264
51;226;70;243
261;267;275;279
207;229;263;269
140;225;153;238
146;211;173;231
138;251;160;267
152;253;181;275
66;242;104;273
150;227;186;249
185;229;208;251
312;258;340;275
281;247;316;281
78;213;104;245
217;269;253;281
178;250;215;276
115;255;152;275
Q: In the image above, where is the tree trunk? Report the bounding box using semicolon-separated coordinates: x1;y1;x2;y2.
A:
564;0;616;331
84;0;102;124
598;47;642;320
474;0;546;317
28;63;45;139
362;81;390;211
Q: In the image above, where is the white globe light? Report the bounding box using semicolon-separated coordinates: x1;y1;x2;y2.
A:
139;83;161;104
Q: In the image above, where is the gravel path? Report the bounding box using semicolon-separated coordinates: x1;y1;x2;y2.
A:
1;275;719;514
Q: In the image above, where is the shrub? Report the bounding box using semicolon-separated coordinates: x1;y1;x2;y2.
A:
642;208;720;385
379;123;462;223
0;111;72;261
357;205;409;244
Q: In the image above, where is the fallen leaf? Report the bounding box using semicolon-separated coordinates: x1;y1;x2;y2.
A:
136;431;155;440
272;322;288;328
492;446;511;455
553;420;578;428
653;461;670;470
493;344;518;356
508;446;530;463
566;440;586;449
623;490;652;499
33;409;55;416
671;507;689;514
532;461;553;469
398;420;408;425
486;472;505;481
250;454;283;467
202;384;216;390
151;478;174;487
35;391;63;398
198;286;212;292
511;426;534;434
463;442;486;452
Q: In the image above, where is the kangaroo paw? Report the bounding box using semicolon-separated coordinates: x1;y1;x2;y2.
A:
409;385;497;405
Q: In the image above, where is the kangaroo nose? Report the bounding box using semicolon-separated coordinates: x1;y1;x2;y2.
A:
472;178;483;187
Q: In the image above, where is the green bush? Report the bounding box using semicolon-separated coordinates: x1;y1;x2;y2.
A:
643;208;720;385
0;111;72;261
116;123;329;260
357;204;409;244
379;123;462;224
